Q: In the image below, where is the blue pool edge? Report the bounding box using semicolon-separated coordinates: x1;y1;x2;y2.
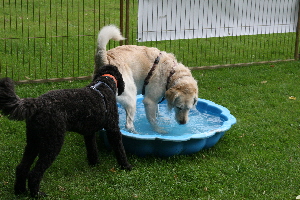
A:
100;95;237;157
120;96;237;142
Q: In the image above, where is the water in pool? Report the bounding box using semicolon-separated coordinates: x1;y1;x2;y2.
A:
118;100;225;136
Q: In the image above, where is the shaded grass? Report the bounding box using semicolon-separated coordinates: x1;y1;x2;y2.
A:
1;61;300;199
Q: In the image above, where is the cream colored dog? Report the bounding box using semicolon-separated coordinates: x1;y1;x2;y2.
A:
94;25;198;133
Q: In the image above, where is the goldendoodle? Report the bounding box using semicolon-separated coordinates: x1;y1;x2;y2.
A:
94;25;198;133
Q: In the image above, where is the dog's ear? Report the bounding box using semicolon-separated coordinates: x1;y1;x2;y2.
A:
94;65;125;96
93;65;109;80
113;68;125;96
165;88;179;110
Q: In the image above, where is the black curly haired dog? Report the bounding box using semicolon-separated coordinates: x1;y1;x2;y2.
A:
0;64;132;197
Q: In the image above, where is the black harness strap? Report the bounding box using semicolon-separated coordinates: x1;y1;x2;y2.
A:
142;55;161;95
158;68;175;103
90;81;113;112
142;54;176;104
90;81;105;97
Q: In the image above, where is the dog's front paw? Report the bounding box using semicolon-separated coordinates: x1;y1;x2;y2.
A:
88;159;100;166
14;184;27;195
121;164;133;171
126;127;138;134
153;126;168;134
30;191;47;198
14;188;28;196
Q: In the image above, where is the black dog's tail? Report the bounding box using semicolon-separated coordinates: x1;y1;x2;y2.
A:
0;78;34;121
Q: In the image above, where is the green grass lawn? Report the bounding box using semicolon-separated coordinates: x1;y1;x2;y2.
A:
1;61;300;199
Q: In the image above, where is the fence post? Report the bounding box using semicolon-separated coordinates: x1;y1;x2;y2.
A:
125;0;130;45
120;0;124;46
294;0;300;60
119;0;130;45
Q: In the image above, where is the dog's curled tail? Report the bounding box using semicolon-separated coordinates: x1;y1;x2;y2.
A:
0;78;34;121
95;25;125;70
97;25;125;50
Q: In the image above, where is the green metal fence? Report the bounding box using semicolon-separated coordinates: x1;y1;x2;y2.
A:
0;0;299;83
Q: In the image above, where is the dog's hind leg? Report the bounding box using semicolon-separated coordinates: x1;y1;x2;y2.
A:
84;133;99;166
105;128;132;170
14;133;39;195
124;104;136;133
27;130;65;197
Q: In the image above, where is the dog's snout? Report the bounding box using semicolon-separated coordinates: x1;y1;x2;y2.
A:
179;120;187;124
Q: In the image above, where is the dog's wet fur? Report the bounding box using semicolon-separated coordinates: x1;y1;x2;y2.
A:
95;25;198;133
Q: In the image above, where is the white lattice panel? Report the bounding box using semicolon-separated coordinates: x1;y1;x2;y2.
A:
138;0;299;42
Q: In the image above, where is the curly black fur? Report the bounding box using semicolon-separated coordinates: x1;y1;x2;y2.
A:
0;65;132;198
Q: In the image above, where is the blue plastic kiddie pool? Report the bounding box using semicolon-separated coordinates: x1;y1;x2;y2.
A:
101;95;236;157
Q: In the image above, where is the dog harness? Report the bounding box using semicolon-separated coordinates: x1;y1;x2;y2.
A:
102;74;118;87
142;55;161;95
142;54;175;103
90;75;117;112
90;74;118;94
90;81;107;97
159;67;175;103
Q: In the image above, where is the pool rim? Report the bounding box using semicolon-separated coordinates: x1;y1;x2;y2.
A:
120;95;237;142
